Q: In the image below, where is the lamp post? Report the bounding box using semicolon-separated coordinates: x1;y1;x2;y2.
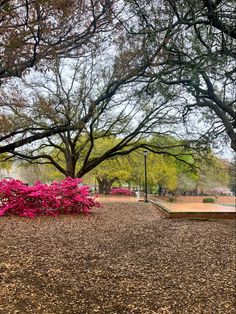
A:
94;177;97;192
143;150;148;202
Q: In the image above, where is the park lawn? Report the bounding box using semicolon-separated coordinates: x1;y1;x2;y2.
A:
0;202;235;314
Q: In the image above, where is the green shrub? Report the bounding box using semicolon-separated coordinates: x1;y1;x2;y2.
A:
203;198;215;203
168;197;176;203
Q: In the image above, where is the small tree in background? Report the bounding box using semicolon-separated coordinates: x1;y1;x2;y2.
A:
228;158;236;195
0;152;12;178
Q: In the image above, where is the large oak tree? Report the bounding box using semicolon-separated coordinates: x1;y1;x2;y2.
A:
3;58;190;177
0;0;235;165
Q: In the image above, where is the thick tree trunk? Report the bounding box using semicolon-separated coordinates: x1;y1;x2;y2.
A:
97;177;117;194
65;152;76;178
104;181;113;195
97;178;105;194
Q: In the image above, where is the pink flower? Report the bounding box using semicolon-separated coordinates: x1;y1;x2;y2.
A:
110;188;133;196
0;178;99;218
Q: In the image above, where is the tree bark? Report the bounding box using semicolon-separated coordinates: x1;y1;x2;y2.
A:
96;177;117;194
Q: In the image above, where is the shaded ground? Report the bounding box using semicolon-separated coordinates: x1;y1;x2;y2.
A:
0;202;235;314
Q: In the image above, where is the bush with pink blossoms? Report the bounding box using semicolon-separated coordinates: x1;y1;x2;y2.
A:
0;178;99;218
110;188;133;196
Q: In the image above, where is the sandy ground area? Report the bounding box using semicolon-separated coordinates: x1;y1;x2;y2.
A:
97;195;138;203
157;195;235;204
0;202;235;314
166;202;235;212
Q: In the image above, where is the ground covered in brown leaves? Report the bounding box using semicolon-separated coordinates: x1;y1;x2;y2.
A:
0;202;235;314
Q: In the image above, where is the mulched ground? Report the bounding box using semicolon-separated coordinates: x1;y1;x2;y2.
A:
0;202;235;314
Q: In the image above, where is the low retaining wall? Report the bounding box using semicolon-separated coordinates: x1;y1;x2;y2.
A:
149;199;236;220
167;211;236;220
152;195;235;204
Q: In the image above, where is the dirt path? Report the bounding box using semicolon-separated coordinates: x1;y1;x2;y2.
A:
0;202;235;313
97;195;138;202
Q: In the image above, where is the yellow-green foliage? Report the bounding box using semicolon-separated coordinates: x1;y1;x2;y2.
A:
0;152;12;171
129;151;177;191
87;137;133;182
90;156;133;182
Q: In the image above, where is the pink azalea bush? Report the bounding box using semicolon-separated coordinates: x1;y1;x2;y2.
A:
110;188;133;196
0;177;99;218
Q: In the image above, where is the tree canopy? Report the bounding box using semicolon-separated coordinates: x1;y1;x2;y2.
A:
127;0;236;150
0;0;235;177
0;0;113;82
1;59;194;177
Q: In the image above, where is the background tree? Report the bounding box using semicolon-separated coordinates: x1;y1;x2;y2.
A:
0;151;12;178
127;151;178;193
87;150;178;195
189;154;230;195
16;163;64;184
175;174;197;195
228;157;236;195
173;152;230;195
88;156;133;194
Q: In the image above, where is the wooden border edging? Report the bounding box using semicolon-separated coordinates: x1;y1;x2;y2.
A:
149;200;236;220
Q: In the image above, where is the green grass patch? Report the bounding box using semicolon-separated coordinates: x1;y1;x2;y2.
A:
203;197;215;203
168;197;176;202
